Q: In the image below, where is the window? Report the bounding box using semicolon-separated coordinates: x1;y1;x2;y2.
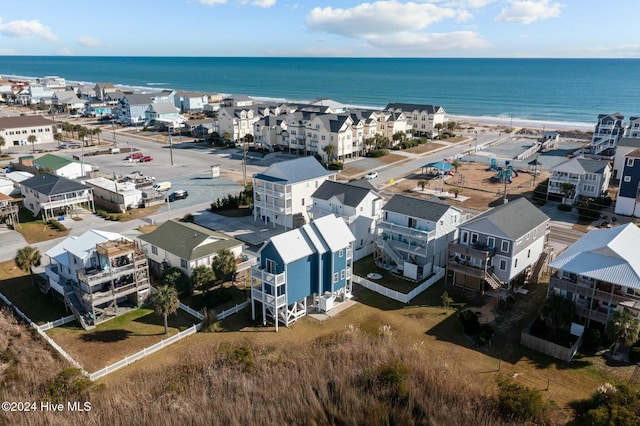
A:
339;249;344;257
514;259;518;268
151;245;158;255
627;158;635;167
624;176;631;183
499;259;507;271
501;241;510;253
180;258;188;269
583;184;595;193
487;237;495;248
461;231;468;244
301;198;305;206
266;259;277;273
527;249;531;258
471;233;479;244
341;270;345;280
333;273;338;283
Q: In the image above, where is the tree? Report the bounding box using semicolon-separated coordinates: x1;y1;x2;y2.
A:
221;131;231;142
451;187;462;198
27;134;37;153
160;267;191;296
447;121;456;131
392;131;406;143
15;246;42;288
211;249;237;282
441;291;453;310
450;159;462;173
559;182;575;204
541;294;576;330
322;144;336;162
606;310;640;354
191;265;216;292
434;123;443;137
53;132;63;148
93;127;102;146
418;179;428;191
153;285;179;334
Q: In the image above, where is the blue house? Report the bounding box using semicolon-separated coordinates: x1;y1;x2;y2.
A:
614;148;640;217
251;214;355;331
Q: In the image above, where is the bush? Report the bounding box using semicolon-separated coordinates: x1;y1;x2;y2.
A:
496;377;548;422
160;267;191;296
181;213;194;223
48;219;67;231
326;161;343;170
459;310;481;335
584;328;602;350
368;149;388;158
558;203;572;211
630;347;640;363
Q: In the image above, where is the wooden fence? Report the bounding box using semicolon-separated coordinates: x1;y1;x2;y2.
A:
520;326;583;362
353;267;445;303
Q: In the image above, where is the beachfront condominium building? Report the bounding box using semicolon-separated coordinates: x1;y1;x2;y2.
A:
547;157;612;203
376;195;464;281
251;214;355;331
0;115;56;146
625;116;640;139
306;113;356;161
385;103;446;138
217;105;264;141
587;113;625;158
44;230;151;329
614;149;640;218
118;91;176;126
253;157;336;230
310;179;383;261
447;197;551;299
548;223;640;326
253;115;287;151
20;173;95;221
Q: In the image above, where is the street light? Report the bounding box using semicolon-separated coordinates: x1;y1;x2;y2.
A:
474;130;478;154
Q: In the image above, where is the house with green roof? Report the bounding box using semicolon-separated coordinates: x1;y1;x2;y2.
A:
138;220;248;277
33;153;94;179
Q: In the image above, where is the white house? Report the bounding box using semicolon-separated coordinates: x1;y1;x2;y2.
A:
253;156;336;230
175;91;207;113
547;157;612;202
217;105;264;141
84;177;143;213
376;195;465;281
145;102;181;127
20;173;94;221
586;112;625;158
0;115;56;146
138;220;247;278
52;90;85;112
310;179;383;260
385;103;446;138
33;154;94;179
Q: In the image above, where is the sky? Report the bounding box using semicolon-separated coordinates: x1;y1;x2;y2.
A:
0;0;638;58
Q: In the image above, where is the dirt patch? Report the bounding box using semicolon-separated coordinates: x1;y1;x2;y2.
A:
403;142;446;154
375;153;407;165
340;166;368;178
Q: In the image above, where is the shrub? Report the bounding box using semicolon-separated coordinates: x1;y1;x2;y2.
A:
327;161;343;170
558;203;572;211
233;346;254;372
160;267;191;296
48;219;67;231
496;377;548;422
46;368;92;404
459;310;481;335
584;328;602;350
181;213;194;223
630;347;640;363
368;149;388;158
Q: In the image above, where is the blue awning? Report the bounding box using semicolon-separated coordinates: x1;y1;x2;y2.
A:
423;161;453;171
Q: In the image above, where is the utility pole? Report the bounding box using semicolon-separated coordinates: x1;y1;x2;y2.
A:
242;137;247;186
169;133;174;166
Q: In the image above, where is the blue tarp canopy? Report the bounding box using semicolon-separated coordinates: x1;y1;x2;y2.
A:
422;161;453;175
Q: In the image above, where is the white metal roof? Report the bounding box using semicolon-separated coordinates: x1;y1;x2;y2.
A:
312;214;356;252
45;230;125;266
549;223;640;288
269;228;315;264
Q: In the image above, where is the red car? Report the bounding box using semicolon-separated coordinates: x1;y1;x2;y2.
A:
126;152;143;160
139;156;153;163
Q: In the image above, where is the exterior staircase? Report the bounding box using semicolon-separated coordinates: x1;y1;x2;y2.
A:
528;247;553;285
484;271;502;290
64;292;94;330
382;239;403;267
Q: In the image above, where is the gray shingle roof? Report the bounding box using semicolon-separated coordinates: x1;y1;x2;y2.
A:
382;194;454;222
138;220;242;261
0;115;55;129
21;173;90;196
461;197;549;240
618;137;640;148
552;157;610;175
385;103;444;114
312;180;379;208
254;157;334;184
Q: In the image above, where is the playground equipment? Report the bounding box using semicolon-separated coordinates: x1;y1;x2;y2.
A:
486;157;498;171
490;160;519;183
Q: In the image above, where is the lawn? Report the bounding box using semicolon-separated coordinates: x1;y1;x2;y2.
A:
13;208;69;243
46;306;201;372
0;260;67;324
353;254;423;294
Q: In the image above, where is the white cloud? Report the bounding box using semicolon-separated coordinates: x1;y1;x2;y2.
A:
0;48;18;55
195;0;227;5
307;1;460;38
77;35;102;48
367;30;490;51
58;48;73;56
0;19;57;41
495;0;562;24
251;0;276;7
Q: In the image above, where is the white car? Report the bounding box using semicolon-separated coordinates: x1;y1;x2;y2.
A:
365;172;378;180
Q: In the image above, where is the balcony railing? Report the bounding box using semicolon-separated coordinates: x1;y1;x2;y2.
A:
549;276;637;306
447;260;493;279
377;221;436;241
42;194;92;209
251;267;286;286
82;282;146;306
251;288;287;307
255;186;291;200
308;207;357;225
448;242;496;258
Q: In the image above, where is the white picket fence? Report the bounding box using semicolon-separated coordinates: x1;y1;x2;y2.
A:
89;324;199;381
179;301;204;320
216;300;250;321
353;267;445;303
38;314;76;331
0;291;85;372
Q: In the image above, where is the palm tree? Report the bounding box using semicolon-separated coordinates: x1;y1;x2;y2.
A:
418;179;428;191
93;127;102;146
559;182;576;204
323;144;336;162
53;132;63;148
15;246;42;288
27;135;37;153
153;285;179;334
450;159;462;173
606;310;640;354
211;249;237;282
541;294;576;330
434;123;443;138
0;135;5;155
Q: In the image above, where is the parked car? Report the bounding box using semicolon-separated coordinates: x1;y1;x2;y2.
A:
365;171;379;180
59;143;69;149
168;190;189;201
139;155;153;163
153;181;172;192
126;152;143;160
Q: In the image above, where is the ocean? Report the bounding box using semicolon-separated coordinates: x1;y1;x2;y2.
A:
1;56;639;126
